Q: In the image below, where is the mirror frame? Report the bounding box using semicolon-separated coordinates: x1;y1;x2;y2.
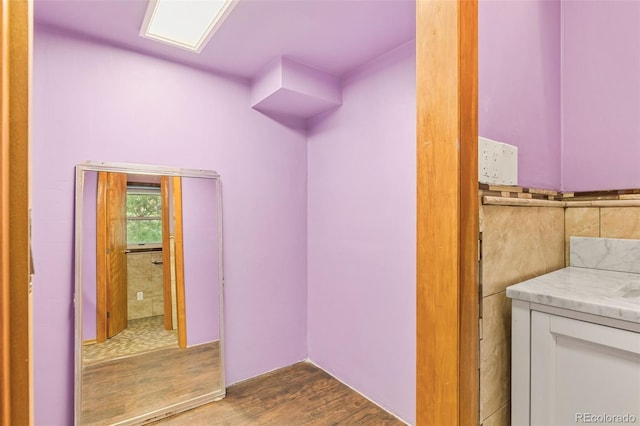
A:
74;161;226;425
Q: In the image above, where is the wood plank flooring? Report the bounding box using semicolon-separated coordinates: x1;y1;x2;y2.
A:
81;341;220;426
151;361;405;426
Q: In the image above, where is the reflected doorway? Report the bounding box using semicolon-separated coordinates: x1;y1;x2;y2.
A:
85;173;187;366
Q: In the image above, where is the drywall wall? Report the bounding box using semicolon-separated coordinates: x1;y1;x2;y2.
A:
561;1;640;191
34;21;417;426
307;40;416;424
480;1;640;192
32;26;307;424
81;171;97;341
479;0;561;190
182;177;221;346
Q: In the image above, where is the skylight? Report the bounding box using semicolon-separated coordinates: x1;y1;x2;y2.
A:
140;0;237;52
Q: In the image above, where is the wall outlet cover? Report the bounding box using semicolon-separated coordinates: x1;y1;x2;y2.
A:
478;136;518;185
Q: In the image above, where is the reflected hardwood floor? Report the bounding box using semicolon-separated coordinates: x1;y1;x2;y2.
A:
151;361;405;426
82;341;220;426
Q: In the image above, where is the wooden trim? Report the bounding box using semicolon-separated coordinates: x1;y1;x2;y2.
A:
482;196;565;208
0;0;31;424
416;1;478;425
172;177;187;348
96;172;108;344
566;199;640;208
82;339;97;346
458;1;479;425
416;1;460;421
160;176;172;330
0;3;11;422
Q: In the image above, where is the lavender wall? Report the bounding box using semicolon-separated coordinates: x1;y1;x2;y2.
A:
480;1;640;191
561;1;640;191
479;0;561;190
81;171;97;341
33;26;307;425
306;41;416;424
182;177;220;345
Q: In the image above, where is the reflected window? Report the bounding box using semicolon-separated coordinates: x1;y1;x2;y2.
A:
126;185;162;244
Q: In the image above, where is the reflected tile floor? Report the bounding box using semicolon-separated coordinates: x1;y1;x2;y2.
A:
83;315;178;366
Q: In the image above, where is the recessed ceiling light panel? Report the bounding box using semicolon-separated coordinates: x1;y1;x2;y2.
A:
140;0;237;52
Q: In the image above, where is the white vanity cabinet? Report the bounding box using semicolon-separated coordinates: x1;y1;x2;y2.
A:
511;300;640;426
507;264;640;426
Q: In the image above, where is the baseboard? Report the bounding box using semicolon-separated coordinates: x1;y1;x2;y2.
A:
227;358;308;387
82;338;97;346
185;339;220;350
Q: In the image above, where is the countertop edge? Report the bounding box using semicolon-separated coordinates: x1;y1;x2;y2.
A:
506;267;640;324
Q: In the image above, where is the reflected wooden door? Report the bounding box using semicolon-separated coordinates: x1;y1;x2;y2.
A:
97;171;128;342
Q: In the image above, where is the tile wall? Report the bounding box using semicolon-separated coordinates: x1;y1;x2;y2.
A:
126;250;165;320
565;207;640;264
479;185;640;426
479;201;565;425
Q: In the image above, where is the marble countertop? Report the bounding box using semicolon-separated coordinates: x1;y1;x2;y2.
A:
506;267;640;323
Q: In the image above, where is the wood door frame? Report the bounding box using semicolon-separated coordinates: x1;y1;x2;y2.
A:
0;0;32;424
172;176;187;349
416;1;479;425
161;176;173;330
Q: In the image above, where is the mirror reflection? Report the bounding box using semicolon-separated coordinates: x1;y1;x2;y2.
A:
75;163;225;426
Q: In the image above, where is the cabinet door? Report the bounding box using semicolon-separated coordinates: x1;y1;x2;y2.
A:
531;311;640;425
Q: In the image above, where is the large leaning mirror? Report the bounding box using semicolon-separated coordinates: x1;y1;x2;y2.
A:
74;161;225;425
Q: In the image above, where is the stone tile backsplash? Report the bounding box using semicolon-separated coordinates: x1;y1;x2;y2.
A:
481;205;565;297
570;236;640;274
479;204;565;423
127;251;165;320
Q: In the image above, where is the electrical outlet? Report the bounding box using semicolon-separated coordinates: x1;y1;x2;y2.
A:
501;143;518;185
137;291;143;301
478;136;518;185
478;137;492;181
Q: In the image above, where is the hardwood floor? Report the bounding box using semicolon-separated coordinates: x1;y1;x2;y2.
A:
81;341;221;426
151;361;405;426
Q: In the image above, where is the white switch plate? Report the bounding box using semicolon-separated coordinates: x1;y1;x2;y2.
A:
137;291;143;301
478;136;518;185
501;142;518;185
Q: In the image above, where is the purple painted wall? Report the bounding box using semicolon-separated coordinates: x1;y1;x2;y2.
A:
81;171;97;341
182;177;220;346
479;0;561;190
561;1;640;191
306;41;416;424
33;26;307;425
480;1;640;191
